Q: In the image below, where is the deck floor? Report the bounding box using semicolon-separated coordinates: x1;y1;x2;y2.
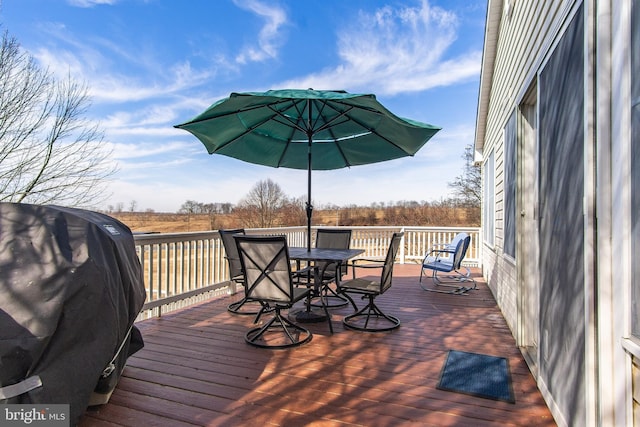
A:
79;264;556;426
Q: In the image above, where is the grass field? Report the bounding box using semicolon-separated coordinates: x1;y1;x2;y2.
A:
109;206;477;234
109;211;339;234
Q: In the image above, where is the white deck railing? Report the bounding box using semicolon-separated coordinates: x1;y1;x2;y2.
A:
134;226;481;319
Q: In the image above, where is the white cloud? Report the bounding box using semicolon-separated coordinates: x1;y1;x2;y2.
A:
106;140;197;160
102;108;174;130
233;0;288;64
281;0;481;95
67;0;118;7
31;28;222;104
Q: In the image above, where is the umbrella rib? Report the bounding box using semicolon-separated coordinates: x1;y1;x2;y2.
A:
175;101;279;127
324;99;430;150
210;99;306;152
343;112;415;155
267;99;309;134
368;128;414;155
211;113;286;152
313;98;416;156
312;105;357;135
313;101;353;167
275;115;302;168
271;99;309;167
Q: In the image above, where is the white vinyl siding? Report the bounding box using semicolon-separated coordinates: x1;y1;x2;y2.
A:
478;2;569;331
479;2;569;271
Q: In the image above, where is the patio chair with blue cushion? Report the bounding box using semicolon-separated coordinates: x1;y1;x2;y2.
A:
235;235;317;349
338;232;403;332
419;232;476;294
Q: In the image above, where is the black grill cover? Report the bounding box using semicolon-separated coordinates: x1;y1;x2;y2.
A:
0;203;146;424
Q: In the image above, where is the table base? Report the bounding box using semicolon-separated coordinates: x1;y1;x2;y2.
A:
288;307;328;323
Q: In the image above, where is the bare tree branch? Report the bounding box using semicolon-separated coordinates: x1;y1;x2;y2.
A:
237;178;287;228
448;144;481;208
0;29;116;207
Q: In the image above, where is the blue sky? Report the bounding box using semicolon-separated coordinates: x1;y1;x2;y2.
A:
0;0;486;212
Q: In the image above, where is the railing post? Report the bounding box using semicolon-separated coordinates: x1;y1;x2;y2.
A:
399;227;406;264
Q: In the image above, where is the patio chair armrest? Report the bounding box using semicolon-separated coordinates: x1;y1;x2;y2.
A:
422;247;455;264
352;256;385;263
429;242;458;253
431;242;450;248
317;260;343;283
350;258;385;267
293;261;345;285
347;258;384;279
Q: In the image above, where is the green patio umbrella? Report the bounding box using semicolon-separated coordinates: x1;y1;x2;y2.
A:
175;89;441;250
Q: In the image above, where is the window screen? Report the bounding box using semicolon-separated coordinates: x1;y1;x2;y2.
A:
504;111;517;258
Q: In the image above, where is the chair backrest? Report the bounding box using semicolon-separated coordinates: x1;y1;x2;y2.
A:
379;232;404;293
451;233;471;270
447;232;467;251
219;228;246;280
315;228;352;276
235;235;294;304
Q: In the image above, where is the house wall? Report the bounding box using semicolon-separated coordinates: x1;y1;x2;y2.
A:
478;1;591;426
478;0;638;425
480;0;575;334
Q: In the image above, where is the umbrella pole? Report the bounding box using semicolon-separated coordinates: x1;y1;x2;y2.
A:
306;145;312;251
306;99;313;251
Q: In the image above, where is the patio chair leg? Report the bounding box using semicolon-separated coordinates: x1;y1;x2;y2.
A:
245;308;312;349
228;296;263;315
343;295;400;332
337;289;359;311
419;269;477;294
310;285;349;309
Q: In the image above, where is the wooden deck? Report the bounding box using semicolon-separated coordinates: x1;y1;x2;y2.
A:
79;264;555;426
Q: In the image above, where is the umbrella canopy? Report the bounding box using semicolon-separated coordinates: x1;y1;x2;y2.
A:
175;89;441;249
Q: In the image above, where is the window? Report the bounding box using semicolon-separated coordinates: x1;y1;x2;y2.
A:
631;0;640;338
483;149;495;246
504;111;517;258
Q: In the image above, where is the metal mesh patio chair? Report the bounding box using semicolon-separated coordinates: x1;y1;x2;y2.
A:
419;232;477;294
219;229;262;315
338;232;403;332
294;228;352;308
235;235;315;349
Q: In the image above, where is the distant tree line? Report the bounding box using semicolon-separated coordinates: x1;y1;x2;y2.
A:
178;200;234;215
177;145;481;228
109;144;481;229
171;145;480;228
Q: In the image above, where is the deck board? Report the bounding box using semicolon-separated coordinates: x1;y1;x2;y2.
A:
80;265;556;426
